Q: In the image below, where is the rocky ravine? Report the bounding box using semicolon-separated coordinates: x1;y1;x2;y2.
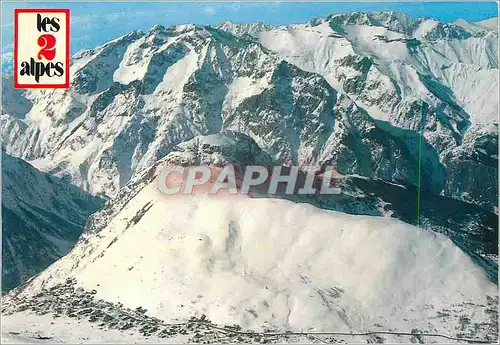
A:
1;151;104;292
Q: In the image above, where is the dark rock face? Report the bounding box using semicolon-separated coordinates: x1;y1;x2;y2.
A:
442;126;499;212
1;151;104;292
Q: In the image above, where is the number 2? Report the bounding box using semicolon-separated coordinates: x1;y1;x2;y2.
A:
37;34;56;60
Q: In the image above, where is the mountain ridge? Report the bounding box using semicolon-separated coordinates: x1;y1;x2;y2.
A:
1;11;497;206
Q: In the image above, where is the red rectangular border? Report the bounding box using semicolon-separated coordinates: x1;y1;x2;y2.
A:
14;8;70;89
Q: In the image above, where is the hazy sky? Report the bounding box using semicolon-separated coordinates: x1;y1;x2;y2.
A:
1;1;498;56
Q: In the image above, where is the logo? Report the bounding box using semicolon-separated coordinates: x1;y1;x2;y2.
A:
156;164;342;196
14;9;70;89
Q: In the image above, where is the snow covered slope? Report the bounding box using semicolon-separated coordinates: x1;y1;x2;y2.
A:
6;133;497;342
476;17;498;31
1;12;497;211
1;151;104;292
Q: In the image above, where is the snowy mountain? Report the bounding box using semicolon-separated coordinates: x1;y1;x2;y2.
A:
1;11;498;343
475;17;499;31
1;151;104;292
3;132;498;342
1;12;497;212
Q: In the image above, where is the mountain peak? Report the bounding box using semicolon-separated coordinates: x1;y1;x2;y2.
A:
476;16;499;31
149;24;166;33
216;20;272;37
326;11;416;28
313;10;479;40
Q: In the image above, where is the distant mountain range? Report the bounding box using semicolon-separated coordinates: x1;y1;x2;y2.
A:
2;12;497;209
